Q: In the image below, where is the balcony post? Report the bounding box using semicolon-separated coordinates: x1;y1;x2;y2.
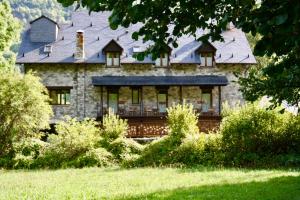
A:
218;86;221;115
100;86;103;116
140;87;143;116
180;85;183;104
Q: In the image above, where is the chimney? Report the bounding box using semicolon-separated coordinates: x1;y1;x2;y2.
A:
75;30;85;60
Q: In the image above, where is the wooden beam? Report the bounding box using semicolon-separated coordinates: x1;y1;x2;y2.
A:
140;87;143;116
101;86;103;116
180;85;183;104
218;86;221;115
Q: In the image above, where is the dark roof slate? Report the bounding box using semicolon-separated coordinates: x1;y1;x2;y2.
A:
92;75;228;86
17;11;256;65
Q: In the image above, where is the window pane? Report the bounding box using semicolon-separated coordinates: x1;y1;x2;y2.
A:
155;58;161;66
162;53;168;66
202;93;211;112
158;93;167;113
49;90;58;104
65;93;71;104
61;93;66;105
200;53;206;66
57;93;61;104
132;89;139;104
49;89;71;105
206;56;213;66
108;93;118;113
107;57;113;66
113;57;120;66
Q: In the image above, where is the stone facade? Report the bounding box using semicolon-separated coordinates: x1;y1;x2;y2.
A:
25;63;246;124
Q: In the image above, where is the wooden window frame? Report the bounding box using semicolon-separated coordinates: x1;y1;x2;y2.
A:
156;53;169;67
107;87;120;113
200;52;214;67
106;51;121;67
156;88;168;111
48;88;71;105
201;87;213;109
131;87;140;105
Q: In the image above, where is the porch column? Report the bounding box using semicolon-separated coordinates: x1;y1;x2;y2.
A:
101;86;103;116
179;85;183;104
218;86;221;115
140;87;143;116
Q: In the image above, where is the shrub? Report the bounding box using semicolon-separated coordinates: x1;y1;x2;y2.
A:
74;148;114;168
102;111;128;141
134;136;178;166
12;138;48;169
220;103;300;166
107;137;144;159
172;133;224;166
34;117;102;168
167;103;199;141
0;71;52;157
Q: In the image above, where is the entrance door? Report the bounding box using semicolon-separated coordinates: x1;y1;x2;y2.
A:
108;91;118;114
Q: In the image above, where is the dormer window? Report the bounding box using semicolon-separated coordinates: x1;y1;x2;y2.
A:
106;52;120;66
195;42;216;67
102;39;123;67
200;53;213;67
155;53;169;67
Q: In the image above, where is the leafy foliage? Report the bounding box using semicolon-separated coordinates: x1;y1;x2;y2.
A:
0;0;20;70
167;103;199;140
9;0;74;23
0;71;52;158
47;117;101;159
101;111;128;141
220;103;300;167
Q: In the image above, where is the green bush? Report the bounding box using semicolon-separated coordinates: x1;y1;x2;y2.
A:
12;138;48;169
102;111;128;141
173;133;224;166
167;103;199;141
134;136;178;166
107;137;144;159
220;103;300;167
47;117;101;159
74;148;114;168
33;117;103;168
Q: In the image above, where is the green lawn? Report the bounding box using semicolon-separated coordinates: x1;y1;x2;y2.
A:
0;167;299;200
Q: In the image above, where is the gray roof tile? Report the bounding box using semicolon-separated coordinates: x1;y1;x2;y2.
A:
17;11;256;65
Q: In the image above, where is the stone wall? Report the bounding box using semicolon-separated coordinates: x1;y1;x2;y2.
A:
25;63;247;123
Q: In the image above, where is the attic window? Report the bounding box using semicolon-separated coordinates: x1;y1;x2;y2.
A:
200;53;213;67
44;45;52;53
106;52;120;67
155;53;169;67
195;42;216;67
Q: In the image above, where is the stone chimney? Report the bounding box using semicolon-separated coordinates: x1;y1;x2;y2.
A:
75;30;85;60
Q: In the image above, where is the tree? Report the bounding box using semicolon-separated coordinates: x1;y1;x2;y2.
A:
57;0;300;108
0;0;20;70
0;71;53;157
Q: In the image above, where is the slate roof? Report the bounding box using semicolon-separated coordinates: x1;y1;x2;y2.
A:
17;11;256;64
92;75;228;86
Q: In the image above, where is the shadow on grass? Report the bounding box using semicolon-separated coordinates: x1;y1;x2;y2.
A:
114;175;300;200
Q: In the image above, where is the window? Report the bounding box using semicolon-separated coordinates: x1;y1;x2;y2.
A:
200;53;213;67
155;53;169;67
48;89;71;105
106;52;120;66
132;88;140;104
201;89;212;112
157;89;168;113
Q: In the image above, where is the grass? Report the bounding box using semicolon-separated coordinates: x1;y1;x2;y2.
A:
0;167;299;200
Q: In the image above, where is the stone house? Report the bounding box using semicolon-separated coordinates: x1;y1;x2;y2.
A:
17;11;256;137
